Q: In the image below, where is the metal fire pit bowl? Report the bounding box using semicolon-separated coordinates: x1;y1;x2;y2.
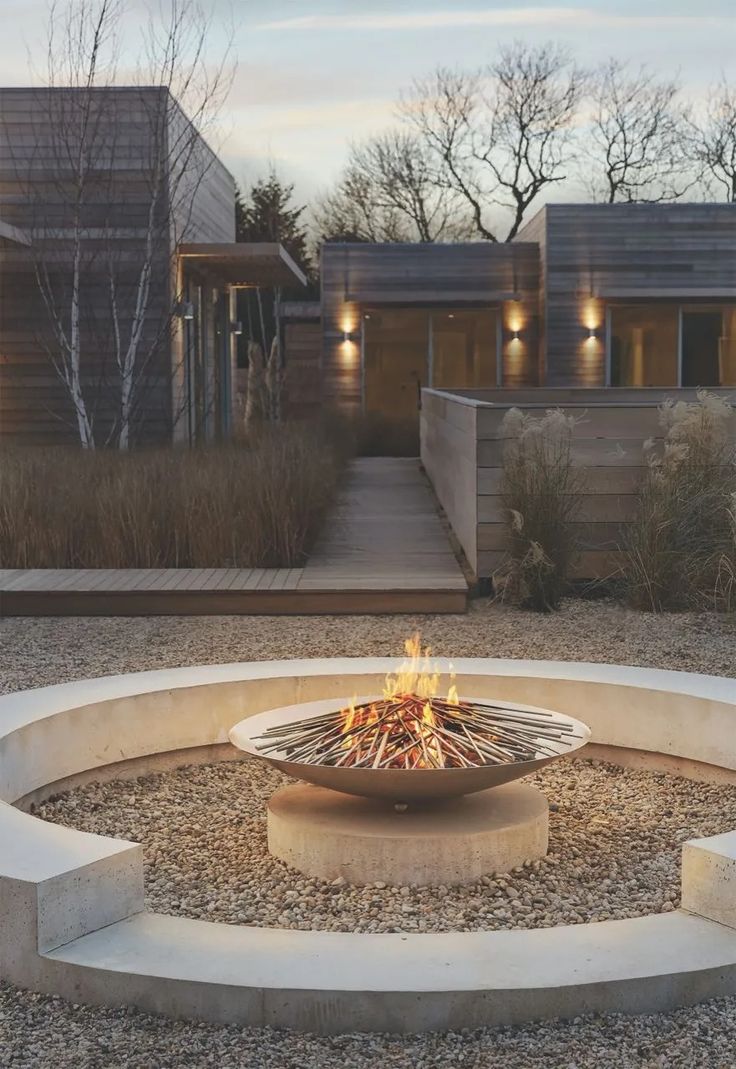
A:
229;697;591;802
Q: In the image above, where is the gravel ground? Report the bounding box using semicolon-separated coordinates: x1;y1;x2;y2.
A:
1;598;734;697
2;984;736;1069
2;600;736;1067
37;757;736;932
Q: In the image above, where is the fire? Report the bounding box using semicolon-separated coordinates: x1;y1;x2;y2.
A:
254;643;581;771
338;633;461;770
383;633;448;702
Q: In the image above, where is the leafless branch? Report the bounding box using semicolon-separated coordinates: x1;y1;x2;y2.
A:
690;78;736;203
587;59;695;203
401;43;584;241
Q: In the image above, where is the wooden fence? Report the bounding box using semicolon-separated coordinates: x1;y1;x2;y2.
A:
421;387;736;580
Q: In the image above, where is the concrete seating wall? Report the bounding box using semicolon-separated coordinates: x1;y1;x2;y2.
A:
1;659;735;1032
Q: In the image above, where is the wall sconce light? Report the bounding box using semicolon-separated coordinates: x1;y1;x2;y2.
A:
586;327;600;341
342;330;360;343
177;300;195;321
230;321;243;336
511;329;521;341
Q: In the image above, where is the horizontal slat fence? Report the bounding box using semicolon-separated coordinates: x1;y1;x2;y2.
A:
421;387;736;581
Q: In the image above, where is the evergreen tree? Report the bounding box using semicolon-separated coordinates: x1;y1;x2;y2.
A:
234;171;315;383
235;171;312;278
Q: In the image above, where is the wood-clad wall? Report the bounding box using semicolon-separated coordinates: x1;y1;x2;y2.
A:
282;316;322;419
168;98;235;245
537;204;736;387
514;206;547;383
320;242;540;411
420;390;479;572
0;86;236;446
421;387;736;580
168;100;236;442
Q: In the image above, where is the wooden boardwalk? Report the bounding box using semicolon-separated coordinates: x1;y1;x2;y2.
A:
0;459;468;616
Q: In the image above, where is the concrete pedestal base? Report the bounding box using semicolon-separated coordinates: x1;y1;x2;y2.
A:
267;782;549;887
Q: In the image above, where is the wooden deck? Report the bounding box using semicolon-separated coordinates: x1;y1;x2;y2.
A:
0;459;468;616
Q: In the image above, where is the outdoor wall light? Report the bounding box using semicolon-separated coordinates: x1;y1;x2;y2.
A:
230;321;243;336
177;301;195;321
343;330;360;342
587;327;600;341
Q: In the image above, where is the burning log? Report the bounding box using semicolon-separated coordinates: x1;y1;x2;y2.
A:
253;695;584;771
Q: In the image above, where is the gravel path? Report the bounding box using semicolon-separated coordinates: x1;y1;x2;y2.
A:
2;601;736;1067
37;758;736;932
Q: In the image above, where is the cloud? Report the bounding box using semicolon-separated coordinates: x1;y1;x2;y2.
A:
256;8;731;33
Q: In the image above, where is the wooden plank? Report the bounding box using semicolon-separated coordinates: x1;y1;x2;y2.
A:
0;460;468;614
0;588;467;617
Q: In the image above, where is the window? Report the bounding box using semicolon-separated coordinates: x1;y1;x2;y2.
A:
431;309;498;389
721;307;736;386
608;304;736;387
609;306;679;386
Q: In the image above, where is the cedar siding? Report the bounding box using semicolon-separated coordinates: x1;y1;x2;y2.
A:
320;242;541;410
0;86;236;446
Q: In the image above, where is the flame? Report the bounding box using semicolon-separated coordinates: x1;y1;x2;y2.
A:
383;633;453;702
339;633;459;768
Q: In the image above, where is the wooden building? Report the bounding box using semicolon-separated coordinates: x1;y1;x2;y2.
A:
0;86;305;446
307;204;736;438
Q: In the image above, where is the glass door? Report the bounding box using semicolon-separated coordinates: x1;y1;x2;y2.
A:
681;309;723;387
430;309;499;388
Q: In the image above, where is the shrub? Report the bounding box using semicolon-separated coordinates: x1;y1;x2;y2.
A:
0;420;352;569
623;391;736;612
713;495;736;613
499;408;583;612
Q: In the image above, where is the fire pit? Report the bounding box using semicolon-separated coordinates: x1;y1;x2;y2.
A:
229;636;591;886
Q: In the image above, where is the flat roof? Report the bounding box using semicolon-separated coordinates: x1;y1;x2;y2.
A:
178;242;307;288
0;219;31;246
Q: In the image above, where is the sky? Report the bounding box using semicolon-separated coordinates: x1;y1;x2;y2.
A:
2;0;736;203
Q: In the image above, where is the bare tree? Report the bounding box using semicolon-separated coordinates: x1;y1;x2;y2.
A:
27;0;121;448
316;130;470;243
315;158;416;243
587;59;694;203
402;43;585;241
20;0;232;449
691;78;736;202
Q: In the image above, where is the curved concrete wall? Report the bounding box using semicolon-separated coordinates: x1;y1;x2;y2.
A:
0;658;735;1033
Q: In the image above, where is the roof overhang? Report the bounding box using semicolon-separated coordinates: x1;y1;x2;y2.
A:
596;287;736;300
178;242;307;288
0;219;31;246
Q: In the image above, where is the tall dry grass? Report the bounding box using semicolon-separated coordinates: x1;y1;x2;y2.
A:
0;422;351;569
499;408;583;612
623;392;736;612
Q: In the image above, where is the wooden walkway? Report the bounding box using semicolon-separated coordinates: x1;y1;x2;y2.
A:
0;459;468;616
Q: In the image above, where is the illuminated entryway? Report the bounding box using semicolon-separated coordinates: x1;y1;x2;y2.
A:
362;307;499;429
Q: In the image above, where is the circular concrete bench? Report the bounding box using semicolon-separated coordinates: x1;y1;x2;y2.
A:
1;658;735;1034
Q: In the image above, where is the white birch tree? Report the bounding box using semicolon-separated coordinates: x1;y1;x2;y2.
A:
24;0;232;448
